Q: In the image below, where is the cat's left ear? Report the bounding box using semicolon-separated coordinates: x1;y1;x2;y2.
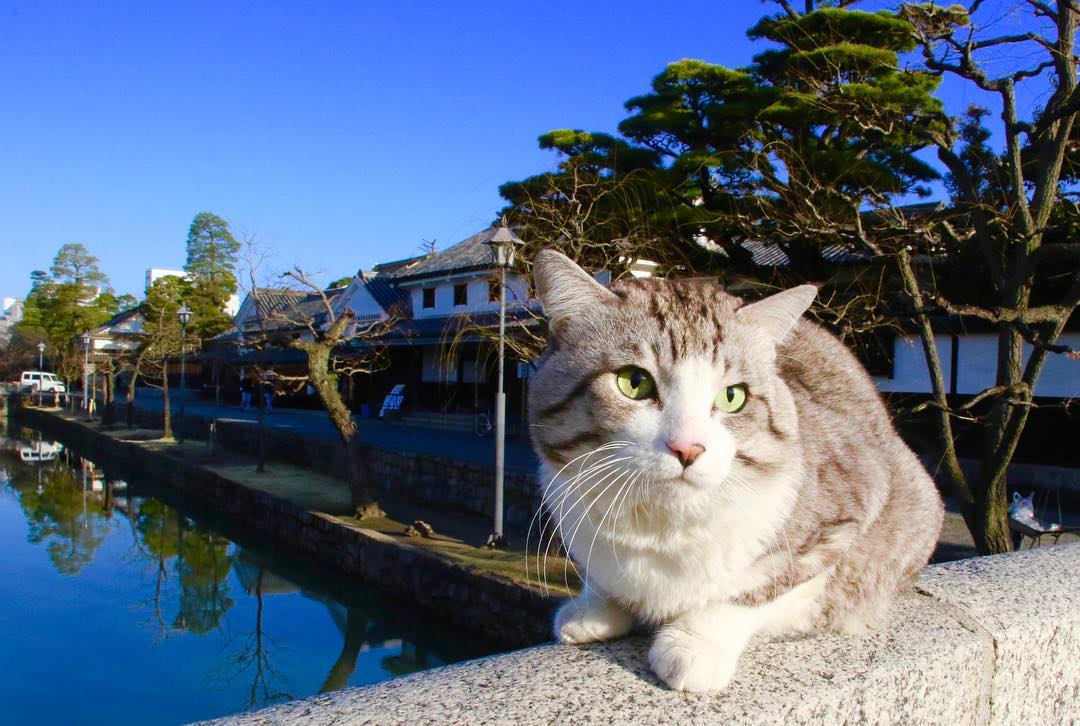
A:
532;248;618;332
737;285;817;345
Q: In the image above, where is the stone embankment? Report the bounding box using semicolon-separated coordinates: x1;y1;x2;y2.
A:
209;544;1080;725
122;405;542;529
16;408;557;648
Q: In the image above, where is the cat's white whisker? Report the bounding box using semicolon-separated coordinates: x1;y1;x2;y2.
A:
598;467;643;581
537;456;632;595
546;461;629;590
526;444;630;589
569;466;638;602
522;447;626;583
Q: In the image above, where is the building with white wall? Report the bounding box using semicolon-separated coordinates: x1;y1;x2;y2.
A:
145;267;240;316
0;297;24;344
145;268;186;291
871;329;1080;399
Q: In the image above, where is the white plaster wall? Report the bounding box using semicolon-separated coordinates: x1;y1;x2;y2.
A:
1025;332;1080;397
873;332;1080;397
338;279;387;321
873;335;953;394
409;273;529;319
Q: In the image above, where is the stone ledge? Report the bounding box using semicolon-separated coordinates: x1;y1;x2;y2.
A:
207;545;1080;725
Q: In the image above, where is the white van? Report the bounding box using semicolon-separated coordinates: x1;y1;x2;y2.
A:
20;371;66;393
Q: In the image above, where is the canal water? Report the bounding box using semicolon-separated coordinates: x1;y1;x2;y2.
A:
0;421;497;725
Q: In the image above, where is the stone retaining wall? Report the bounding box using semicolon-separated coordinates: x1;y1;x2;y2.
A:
119;405;542;528
209;544;1080;725
16;408;558;648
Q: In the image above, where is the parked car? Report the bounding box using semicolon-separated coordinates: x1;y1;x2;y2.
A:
19;371;66;393
19;440;63;463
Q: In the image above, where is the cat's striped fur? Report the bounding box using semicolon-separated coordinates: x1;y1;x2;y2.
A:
528;249;943;692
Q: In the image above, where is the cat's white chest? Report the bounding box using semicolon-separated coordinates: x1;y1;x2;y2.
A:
542;465;796;623
595;528;770;621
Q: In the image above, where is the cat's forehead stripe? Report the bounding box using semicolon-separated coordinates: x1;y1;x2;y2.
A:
630;280;729;363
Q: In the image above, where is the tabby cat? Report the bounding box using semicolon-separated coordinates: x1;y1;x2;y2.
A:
528;249;943;692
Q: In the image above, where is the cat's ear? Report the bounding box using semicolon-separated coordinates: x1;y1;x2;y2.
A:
737;285;817;345
532;248;617;331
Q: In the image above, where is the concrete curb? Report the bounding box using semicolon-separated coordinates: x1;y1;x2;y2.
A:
206;545;1080;725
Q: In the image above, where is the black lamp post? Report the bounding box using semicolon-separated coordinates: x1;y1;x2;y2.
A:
483;218;524;548
177;303;193;417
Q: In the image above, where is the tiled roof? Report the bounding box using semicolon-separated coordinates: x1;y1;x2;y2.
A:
247;288;345;332
97;307;143;330
371;254;428;276
721;239;870;268
361;273;411;316
390;226;499;282
252;289;307;318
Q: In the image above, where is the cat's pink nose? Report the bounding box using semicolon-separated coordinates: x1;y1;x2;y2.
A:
667;441;705;468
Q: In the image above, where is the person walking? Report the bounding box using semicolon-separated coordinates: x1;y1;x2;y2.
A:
263;368;276;412
240;375;253;410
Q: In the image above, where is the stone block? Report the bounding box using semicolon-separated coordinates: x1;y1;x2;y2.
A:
918;543;1080;725
210;591;985;725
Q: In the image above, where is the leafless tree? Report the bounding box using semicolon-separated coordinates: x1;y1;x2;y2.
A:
237;248;401;518
889;0;1080;553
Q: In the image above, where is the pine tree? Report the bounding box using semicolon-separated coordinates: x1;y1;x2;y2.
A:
184;212;240;339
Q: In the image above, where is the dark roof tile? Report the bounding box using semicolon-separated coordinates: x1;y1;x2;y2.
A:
390;226;499;281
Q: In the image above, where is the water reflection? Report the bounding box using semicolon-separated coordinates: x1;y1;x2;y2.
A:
0;420;494;724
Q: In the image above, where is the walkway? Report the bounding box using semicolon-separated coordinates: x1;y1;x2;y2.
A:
125;388;540;475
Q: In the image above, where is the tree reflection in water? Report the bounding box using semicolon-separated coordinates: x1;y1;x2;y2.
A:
174;518;234;634
0;425;496;717
14;457;109;575
226;553;294;707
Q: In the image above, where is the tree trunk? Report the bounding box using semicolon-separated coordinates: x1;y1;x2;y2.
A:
976;321;1025;554
319;609;368;693
295;320;383;519
348;436;381;519
162;375;173;441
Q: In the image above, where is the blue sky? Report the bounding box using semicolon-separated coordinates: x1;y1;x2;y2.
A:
0;1;1052;300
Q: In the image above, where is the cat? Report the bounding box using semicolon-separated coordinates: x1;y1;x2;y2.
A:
527;249;944;693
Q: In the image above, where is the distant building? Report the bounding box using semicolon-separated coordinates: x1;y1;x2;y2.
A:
145;267;241;316
145;268;185;292
0;297;24;344
87;308;144;355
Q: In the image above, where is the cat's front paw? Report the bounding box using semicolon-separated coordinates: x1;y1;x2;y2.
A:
554;597;634;645
648;627;740;693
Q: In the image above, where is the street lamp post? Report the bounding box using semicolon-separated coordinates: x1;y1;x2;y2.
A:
484;218;524;548
36;341;46;406
81;332;91;413
177;303;193;418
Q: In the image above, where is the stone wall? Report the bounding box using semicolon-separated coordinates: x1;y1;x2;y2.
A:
120;405;542;528
17;408;558;648
208;544;1080;725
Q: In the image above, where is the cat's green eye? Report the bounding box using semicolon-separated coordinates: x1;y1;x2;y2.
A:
615;367;655;400
716;383;748;413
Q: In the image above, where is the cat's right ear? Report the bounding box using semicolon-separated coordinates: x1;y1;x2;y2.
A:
532;249;617;333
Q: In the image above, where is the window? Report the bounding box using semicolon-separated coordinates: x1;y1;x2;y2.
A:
488;279;500;303
422;287;436;309
453;284;468;306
